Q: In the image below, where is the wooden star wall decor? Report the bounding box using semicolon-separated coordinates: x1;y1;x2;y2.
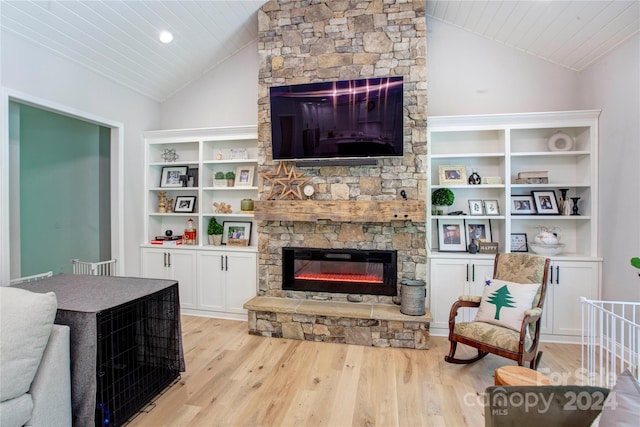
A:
260;161;310;200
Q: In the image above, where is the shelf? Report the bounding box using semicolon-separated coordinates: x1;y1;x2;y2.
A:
254;200;425;222
432;184;504;189
430;152;504;159
510;184;590;189
510;151;590;157
432;215;505;220
511;215;591;220
203;186;258;191
204;213;254;218
203;159;258;165
149;187;199;191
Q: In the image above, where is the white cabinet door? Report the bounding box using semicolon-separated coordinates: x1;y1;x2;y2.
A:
429;258;469;330
197;251;225;312
169;250;197;310
141;249;169;280
225;252;257;314
544;260;599;337
141;248;197;310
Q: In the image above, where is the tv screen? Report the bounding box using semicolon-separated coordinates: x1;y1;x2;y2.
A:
269;76;404;162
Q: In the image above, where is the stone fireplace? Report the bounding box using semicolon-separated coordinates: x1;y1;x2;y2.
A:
246;0;430;349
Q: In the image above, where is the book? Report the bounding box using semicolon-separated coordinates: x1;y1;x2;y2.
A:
518;171;548;179
515;177;549;184
150;240;184;245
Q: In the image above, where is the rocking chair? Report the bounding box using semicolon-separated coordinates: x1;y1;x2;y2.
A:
445;252;550;369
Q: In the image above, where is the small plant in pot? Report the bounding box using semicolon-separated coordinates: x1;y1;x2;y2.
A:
225;171;235;187
213;171;226;187
431;188;455;215
207;217;223;245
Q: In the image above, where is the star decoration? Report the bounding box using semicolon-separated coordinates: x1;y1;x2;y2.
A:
260;161;310;200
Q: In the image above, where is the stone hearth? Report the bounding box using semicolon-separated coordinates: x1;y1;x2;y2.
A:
245;297;431;349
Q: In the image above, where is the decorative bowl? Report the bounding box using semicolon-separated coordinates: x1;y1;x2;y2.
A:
528;242;565;256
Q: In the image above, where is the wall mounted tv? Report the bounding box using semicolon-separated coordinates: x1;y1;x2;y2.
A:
269;76;404;163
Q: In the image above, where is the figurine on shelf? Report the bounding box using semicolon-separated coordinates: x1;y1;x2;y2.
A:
158;191;167;213
213;201;233;214
166;197;174;213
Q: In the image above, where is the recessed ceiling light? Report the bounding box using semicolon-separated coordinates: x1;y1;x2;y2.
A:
159;31;173;44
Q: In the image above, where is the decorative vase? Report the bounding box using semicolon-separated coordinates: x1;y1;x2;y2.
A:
240;198;254;211
571;197;581;216
434;205;449;216
227;179;235;187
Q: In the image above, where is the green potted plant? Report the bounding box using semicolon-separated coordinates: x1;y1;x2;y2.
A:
213;171;226;187
207;217;223;245
431;188;455;215
225;171;236;187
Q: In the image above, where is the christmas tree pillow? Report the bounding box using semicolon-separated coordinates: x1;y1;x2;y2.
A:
474;278;541;332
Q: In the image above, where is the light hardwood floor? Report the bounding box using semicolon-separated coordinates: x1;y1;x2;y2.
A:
127;316;583;427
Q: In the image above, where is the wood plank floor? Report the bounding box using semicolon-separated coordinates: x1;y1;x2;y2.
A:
127;316;583;427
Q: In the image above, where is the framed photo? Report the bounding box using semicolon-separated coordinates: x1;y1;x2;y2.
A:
160;166;188;188
464;219;492;245
439;165;467;185
437;219;467;252
532;190;560;215
511;233;528;252
510;195;537;215
234;165;255;187
468;200;484;216
483;200;500;216
174;196;197;213
222;221;252;245
187;167;198;187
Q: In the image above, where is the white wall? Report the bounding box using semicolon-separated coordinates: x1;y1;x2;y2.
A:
579;34;640;302
159;41;259;129
426;18;581;116
1;30;161;277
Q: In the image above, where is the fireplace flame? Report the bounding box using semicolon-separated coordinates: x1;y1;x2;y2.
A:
295;272;382;283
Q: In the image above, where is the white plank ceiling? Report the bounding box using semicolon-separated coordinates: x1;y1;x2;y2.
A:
2;1;638;102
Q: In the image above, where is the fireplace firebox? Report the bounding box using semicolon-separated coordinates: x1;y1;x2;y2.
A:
282;248;397;295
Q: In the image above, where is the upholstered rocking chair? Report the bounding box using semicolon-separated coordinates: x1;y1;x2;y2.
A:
445;253;550;369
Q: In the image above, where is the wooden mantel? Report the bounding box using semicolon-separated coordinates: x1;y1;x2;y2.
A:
253;200;425;222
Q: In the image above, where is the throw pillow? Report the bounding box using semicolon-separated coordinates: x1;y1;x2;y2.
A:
474;278;540;332
0;287;57;402
596;369;640;426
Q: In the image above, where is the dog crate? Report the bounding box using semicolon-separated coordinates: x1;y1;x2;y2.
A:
95;286;181;426
581;297;640;388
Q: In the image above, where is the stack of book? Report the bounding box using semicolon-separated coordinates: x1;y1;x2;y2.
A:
515;171;548;184
150;235;184;245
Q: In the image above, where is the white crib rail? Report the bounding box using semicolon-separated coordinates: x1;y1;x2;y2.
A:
581;297;640;387
71;259;117;276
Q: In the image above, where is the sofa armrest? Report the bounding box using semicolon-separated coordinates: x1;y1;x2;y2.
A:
485;385;609;427
27;324;72;427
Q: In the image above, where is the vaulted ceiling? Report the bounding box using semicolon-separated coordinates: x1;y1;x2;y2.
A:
2;1;638;102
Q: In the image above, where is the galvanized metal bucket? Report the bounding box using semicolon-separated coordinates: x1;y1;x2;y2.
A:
400;279;426;316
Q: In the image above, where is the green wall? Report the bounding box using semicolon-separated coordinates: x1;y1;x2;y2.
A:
18;104;110;275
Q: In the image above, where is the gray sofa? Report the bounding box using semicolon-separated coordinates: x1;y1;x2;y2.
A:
0;286;72;427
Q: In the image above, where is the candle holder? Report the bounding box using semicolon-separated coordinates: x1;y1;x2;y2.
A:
571;197;581;216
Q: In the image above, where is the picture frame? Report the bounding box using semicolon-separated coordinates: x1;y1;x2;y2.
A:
187;167;198;187
222;221;252;245
464;219;492;245
230;148;248;160
510;195;537;215
437;219;467;252
468;199;484;216
483;200;500;216
510;233;528;252
439;165;467;186
234;165;255;187
174;196;197;213
531;190;560;215
160;166;188;188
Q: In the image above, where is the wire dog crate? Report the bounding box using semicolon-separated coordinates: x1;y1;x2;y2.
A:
95;286;181;426
581;297;640;388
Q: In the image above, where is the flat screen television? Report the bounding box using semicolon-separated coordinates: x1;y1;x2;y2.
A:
269;76;404;162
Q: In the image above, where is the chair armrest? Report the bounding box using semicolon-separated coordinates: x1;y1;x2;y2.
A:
459;295;482;303
524;307;542;318
28;324;72;427
448;298;481;328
